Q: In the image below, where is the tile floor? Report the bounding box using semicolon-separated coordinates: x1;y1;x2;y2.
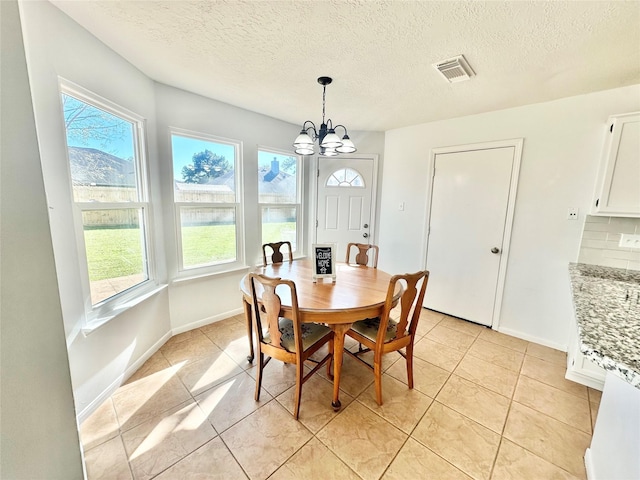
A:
81;309;600;480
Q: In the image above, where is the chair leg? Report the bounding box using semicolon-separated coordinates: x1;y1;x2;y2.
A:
255;352;264;401
293;362;304;419
406;343;414;390
244;299;254;363
374;359;383;406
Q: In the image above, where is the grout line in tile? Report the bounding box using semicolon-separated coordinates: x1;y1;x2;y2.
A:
406;405;482;480
217;432;253;480
84;314;595;480
488;436;505;480
518;370;590;402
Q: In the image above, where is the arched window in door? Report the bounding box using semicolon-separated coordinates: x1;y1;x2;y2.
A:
326;167;365;187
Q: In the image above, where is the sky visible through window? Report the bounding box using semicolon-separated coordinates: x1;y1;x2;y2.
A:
258;150;297;175
62;94;293;182
62;94;135;160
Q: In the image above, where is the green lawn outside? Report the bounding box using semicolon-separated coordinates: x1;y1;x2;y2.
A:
84;222;296;280
262;221;296;247
84;227;144;281
181;224;236;267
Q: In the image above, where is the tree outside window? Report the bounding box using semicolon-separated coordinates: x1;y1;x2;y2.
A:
61;89;150;307
171;132;241;270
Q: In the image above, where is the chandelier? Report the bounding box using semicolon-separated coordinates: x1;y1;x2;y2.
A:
293;77;356;157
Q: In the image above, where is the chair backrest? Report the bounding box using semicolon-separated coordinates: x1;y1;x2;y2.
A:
249;273;302;354
378;270;429;343
262;241;293;266
345;242;379;268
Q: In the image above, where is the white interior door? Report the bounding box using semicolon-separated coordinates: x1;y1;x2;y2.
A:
316;158;375;263
425;146;515;326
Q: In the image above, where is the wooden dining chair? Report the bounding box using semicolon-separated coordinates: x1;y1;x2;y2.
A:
345;270;429;405
262;241;293;266
249;273;334;419
345;242;379;268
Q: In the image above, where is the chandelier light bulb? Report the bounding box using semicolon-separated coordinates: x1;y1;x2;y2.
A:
293;131;314;148
320;129;343;149
336;135;356;153
295;146;315;155
321;148;339;157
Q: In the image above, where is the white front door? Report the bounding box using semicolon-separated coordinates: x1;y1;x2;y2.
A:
425;144;519;327
316;157;375;263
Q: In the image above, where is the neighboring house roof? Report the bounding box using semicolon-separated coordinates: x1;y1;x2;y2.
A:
257;166;295;195
67;146;135;187
174;165;294;195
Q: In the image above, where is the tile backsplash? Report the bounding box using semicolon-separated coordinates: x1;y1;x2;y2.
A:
578;215;640;271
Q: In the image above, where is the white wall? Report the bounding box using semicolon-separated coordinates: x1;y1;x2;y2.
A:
380;85;640;349
155;83;302;331
19;0;171;419
153;83;386;332
17;0;386;423
0;1;84;477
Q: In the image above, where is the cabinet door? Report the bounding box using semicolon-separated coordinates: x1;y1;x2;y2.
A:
593;112;640;217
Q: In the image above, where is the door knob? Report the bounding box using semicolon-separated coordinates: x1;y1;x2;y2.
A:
491;247;500;254
363;233;369;238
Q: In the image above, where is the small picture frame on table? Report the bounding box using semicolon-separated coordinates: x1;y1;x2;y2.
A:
312;243;336;283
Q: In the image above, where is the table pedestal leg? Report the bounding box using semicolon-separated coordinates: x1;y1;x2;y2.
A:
330;323;352;410
243;298;254;363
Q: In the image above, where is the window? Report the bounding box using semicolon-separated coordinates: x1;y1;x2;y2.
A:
171;130;242;272
60;85;152;311
258;150;302;253
326;167;364;187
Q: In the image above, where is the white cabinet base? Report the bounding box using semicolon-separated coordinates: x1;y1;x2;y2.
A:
566;323;606;391
586;372;640;480
565;349;606;391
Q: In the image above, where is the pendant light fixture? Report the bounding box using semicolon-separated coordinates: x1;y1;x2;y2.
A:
293;76;356;157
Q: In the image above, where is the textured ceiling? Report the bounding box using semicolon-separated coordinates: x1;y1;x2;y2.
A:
50;0;640;132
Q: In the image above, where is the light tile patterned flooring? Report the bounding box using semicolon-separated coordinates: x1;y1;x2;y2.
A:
81;309;601;480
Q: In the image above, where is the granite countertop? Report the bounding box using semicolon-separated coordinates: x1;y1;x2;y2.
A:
568;263;640;388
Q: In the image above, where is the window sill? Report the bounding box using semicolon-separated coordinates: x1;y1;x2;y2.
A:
82;284;168;336
171;265;250;286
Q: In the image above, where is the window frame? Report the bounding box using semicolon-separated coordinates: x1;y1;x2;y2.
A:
170;127;244;276
59;80;157;326
257;147;303;258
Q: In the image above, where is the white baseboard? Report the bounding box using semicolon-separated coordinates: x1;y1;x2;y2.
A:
76;330;172;424
76;308;244;424
584;448;595;480
565;368;605;391
171;307;244;335
497;326;567;352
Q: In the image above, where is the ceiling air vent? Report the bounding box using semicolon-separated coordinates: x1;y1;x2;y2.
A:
433;55;475;83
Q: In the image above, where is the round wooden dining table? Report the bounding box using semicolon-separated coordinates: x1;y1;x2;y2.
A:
240;258;401;409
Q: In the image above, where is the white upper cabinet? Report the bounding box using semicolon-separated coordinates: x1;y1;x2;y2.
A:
592;112;640;217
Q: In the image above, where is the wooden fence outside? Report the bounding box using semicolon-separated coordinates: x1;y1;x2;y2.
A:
77;185;295;228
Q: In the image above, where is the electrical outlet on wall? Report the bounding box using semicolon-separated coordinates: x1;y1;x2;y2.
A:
619;234;640;249
567;208;579;220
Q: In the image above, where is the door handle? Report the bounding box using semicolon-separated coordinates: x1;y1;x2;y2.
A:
363;233;369;238
491;247;500;254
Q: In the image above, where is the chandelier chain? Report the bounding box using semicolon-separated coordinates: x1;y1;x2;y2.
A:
322;84;326;124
